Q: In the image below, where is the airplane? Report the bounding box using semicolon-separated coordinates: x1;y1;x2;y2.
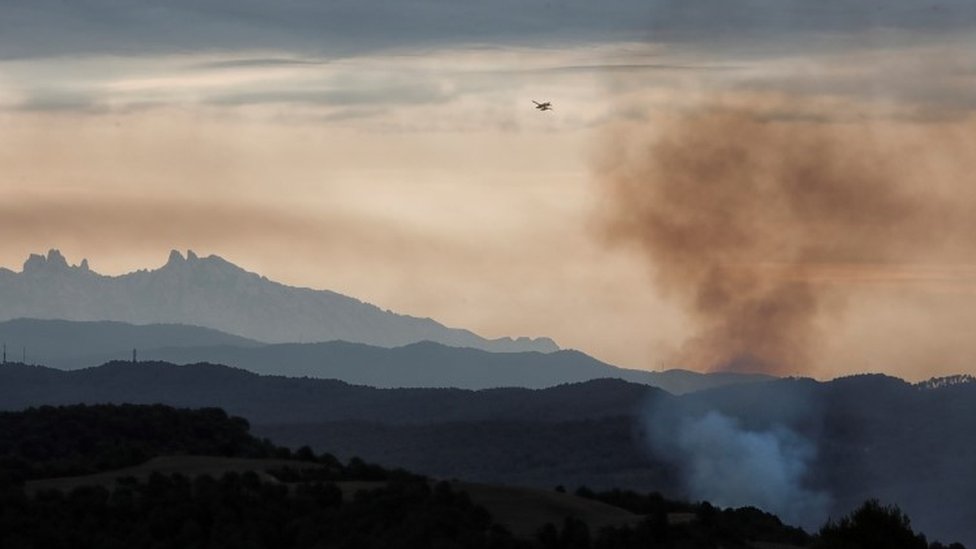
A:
533;100;553;111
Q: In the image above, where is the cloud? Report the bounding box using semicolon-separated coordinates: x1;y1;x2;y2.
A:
16;88;104;113
723;45;976;120
208;82;455;108
0;1;643;61
0;1;971;61
642;0;976;47
187;57;329;71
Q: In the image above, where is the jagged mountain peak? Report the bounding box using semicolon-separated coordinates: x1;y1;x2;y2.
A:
22;249;91;274
165;249;185;267
160;249;244;276
2;249;559;353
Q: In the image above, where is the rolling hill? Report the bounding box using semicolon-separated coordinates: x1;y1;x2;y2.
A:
1;362;974;546
0;403;828;549
0;360;666;424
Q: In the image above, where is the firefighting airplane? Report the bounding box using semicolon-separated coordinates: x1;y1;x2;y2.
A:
533;100;553;111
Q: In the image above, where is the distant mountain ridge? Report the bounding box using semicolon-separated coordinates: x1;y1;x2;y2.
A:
0;318;261;365
0;249;558;353
130;342;774;393
0;318;773;393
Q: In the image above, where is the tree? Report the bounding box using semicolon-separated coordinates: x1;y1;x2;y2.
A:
815;499;928;549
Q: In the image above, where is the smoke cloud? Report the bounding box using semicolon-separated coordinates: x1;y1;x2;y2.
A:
650;409;829;529
638;380;830;529
598;101;975;374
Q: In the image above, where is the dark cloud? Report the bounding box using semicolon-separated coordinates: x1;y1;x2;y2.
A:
0;1;647;60
187;57;329;70
16;88;104;113
643;0;976;47
0;0;971;60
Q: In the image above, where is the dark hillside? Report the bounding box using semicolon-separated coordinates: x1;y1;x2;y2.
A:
258;416;678;494
0;404;962;549
1;362;974;547
0;404;269;481
0;361;666;424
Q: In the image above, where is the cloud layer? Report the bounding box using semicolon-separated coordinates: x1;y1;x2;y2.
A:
1;1;972;60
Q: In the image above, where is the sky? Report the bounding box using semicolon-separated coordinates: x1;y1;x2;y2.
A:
1;1;975;380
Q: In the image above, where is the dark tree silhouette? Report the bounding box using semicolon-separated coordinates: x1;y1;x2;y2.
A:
815;499;929;549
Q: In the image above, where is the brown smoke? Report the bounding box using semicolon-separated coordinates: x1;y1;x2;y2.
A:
598;103;974;374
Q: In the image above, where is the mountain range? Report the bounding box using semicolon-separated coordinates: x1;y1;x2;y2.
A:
7;248;972;544
0;318;771;392
0;249;557;353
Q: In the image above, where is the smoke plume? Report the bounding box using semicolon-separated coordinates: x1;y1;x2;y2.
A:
598;102;974;373
652;410;829;529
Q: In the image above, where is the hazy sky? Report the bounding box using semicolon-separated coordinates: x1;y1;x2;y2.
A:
1;1;974;380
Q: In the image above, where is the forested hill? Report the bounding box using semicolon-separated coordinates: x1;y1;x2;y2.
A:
0;404;962;549
0;404;271;481
0;360;666;424
2;362;975;547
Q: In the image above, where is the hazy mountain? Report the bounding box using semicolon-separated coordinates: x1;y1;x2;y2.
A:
94;340;773;392
3;318;771;392
98;342;641;390
0;249;558;353
0;318;261;366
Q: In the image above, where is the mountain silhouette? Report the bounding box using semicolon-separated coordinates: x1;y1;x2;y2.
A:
128;341;772;392
0;360;664;424
0;318;261;365
0;249;558;353
0;318;771;392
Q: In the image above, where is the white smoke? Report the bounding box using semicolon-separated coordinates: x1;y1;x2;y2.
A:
643;408;831;529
